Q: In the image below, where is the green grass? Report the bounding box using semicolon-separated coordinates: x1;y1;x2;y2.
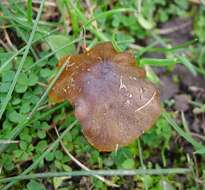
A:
1;120;78;190
0;0;46;119
0;57;73;153
0;0;205;189
0;28;59;74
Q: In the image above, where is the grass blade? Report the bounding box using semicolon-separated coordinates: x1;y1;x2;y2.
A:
27;0;32;23
162;112;204;150
139;58;178;67
85;8;135;26
150;32;197;76
0;168;191;184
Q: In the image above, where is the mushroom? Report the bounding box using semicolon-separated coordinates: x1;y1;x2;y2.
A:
49;42;161;151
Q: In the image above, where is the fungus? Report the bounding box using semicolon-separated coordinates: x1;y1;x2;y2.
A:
49;42;161;152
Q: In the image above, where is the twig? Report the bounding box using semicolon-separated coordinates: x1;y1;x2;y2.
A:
157;21;192;35
54;126;119;187
37;82;48;88
0;39;10;51
85;0;98;29
135;91;156;112
129;44;143;50
36;104;51;112
0;140;19;144
137;0;142;14
189;0;205;5
31;0;57;7
190;132;205;142
3;29;17;51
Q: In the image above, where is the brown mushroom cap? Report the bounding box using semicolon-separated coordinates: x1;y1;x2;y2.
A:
49;42;161;151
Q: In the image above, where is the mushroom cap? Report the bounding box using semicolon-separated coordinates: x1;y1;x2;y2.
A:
49;42;161;151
